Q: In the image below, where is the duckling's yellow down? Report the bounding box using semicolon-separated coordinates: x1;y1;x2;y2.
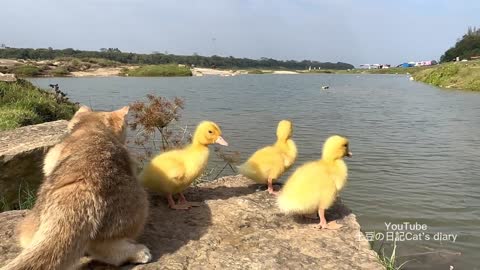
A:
277;135;351;214
141;121;226;195
238;120;297;183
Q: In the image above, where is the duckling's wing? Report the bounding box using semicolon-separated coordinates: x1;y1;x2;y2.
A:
143;152;186;182
240;146;285;182
278;162;336;214
157;156;186;181
282;153;294;167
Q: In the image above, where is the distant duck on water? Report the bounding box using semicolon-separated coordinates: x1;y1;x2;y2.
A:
321;86;329;90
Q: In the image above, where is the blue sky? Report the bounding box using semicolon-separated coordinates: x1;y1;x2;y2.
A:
2;0;479;66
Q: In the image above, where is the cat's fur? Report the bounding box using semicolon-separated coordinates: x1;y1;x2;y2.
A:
2;106;151;270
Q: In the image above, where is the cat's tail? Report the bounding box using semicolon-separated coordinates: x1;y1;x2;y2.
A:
1;199;92;270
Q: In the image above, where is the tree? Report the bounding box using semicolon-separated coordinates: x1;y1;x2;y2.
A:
0;47;355;69
440;26;480;62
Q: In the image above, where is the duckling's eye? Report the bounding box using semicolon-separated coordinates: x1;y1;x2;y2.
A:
208;130;213;134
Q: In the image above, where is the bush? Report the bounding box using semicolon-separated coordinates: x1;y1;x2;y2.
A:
49;66;70;76
0;79;77;130
13;65;41;77
248;69;265;74
85;58;120;67
125;65;192;77
129;94;239;180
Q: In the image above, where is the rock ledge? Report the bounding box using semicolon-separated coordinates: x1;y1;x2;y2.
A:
0;175;382;269
0;120;68;206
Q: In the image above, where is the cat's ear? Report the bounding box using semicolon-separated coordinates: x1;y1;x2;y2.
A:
68;105;92;131
77;105;92;113
113;106;129;119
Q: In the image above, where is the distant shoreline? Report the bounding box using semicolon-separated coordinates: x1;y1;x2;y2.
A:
2;58;478;91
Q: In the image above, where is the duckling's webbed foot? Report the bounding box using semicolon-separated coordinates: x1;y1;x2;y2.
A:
325;221;343;230
315;221;344;230
315;208;344;230
167;193;190;210
315;219;328;230
267;178;279;195
316;208;328;229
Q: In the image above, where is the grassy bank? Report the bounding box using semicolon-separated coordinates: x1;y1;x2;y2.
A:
412;61;480;91
123;64;192;77
0;79;77;130
340;60;480;91
301;69;335;74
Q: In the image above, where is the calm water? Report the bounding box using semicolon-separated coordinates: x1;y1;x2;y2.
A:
30;75;480;269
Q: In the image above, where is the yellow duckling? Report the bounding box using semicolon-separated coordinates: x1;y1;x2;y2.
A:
277;135;352;229
141;121;228;210
238;120;297;194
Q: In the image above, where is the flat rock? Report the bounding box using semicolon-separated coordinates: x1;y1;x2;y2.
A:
0;175;382;269
0;73;16;82
0;120;68;207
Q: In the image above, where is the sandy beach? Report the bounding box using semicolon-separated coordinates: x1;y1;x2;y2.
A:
70;67;125;77
272;70;299;74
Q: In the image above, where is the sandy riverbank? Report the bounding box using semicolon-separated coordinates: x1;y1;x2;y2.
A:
272;70;299;74
191;68;247;76
70;67;125;77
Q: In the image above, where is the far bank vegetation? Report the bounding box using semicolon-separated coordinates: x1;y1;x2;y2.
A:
122;64;192;77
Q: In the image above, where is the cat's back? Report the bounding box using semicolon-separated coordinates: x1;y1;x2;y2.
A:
45;125;136;192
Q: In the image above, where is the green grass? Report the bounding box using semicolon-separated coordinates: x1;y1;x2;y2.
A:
17;182;37;210
125;64;192;77
369;236;410;270
83;57;121;67
247;69;266;74
0;79;77;130
49;66;70;76
13;65;42;77
0;182;36;212
341;60;480;91
342;66;427;75
377;241;409;270
302;69;334;74
413;61;480;91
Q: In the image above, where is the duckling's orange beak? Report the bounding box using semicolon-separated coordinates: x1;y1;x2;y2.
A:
215;136;228;146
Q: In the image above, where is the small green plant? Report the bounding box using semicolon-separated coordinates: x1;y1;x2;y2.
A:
0;196;10;212
0;182;37;212
17;183;37;210
370;236;410;270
